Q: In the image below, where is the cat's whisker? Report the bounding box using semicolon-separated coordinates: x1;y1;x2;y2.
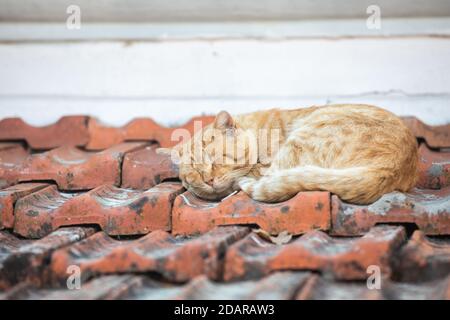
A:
221;190;238;202
180;194;198;208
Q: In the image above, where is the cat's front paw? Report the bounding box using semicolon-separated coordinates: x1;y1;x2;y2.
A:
238;177;257;195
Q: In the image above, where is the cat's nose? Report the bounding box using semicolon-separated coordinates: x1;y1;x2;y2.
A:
205;178;214;186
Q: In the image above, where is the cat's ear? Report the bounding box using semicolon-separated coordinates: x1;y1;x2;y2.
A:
214;111;234;131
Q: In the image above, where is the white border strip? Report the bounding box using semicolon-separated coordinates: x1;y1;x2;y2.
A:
1;18;450;41
1;94;449;126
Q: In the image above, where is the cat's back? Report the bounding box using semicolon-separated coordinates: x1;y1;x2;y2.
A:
290;104;403;128
288;104;418;175
290;104;413;143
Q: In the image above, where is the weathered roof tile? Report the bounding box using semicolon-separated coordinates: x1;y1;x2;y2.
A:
122;145;179;190
402;116;450;148
0;182;49;229
417;144;450;189
0;227;95;290
50;226;249;283
0;116;90;150
297;274;450;300
331;188;450;236
2;142;146;190
173;191;330;236
13;182;184;238
392;230;450;282
87;116;214;150
224;225;406;281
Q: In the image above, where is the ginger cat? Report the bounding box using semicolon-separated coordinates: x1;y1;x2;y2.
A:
158;104;418;205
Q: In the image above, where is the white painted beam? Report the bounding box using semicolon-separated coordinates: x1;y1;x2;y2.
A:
1;38;449;97
1;0;450;22
1;19;450;41
0;94;449;126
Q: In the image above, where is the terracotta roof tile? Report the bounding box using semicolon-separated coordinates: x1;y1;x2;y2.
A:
3;273;448;300
122;144;179;190
0;275;142;300
0;142;28;157
417;144;450;189
0;115;446;150
0;143;29;188
1;272;311;300
297;274;450;300
402;116;450;148
172;191;330;236
13;182;184;238
86;116;214;150
223;225;406;281
331;188;450;236
2;142;146;190
392;230;450;282
0;227;95;290
0;116;90;150
296;275;382;300
125;272;312;300
0;182;49;229
49;226;249;284
0;114;448;300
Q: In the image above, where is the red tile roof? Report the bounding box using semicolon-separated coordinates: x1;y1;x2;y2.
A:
172;190;330;236
0;227;95;290
331;187;450;236
0;114;449;300
402;116;450;149
86;116;215;149
1;143;146;190
296;274;450;300
13;182;184;238
121;144;179;190
392;230;450;282
223;225;405;281
0;182;49;229
0;116;90;150
417;144;450;189
50;226;249;284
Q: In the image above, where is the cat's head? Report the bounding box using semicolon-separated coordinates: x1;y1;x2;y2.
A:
158;111;256;201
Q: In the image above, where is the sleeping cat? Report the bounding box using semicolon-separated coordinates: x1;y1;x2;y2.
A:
158;104;418;205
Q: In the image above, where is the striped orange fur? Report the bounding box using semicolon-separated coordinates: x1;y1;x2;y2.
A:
158;104;418;205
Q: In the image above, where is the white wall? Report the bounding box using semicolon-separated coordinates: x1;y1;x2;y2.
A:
2;0;450;22
0;3;449;126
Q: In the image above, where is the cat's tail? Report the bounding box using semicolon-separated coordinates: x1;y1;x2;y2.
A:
238;165;397;205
